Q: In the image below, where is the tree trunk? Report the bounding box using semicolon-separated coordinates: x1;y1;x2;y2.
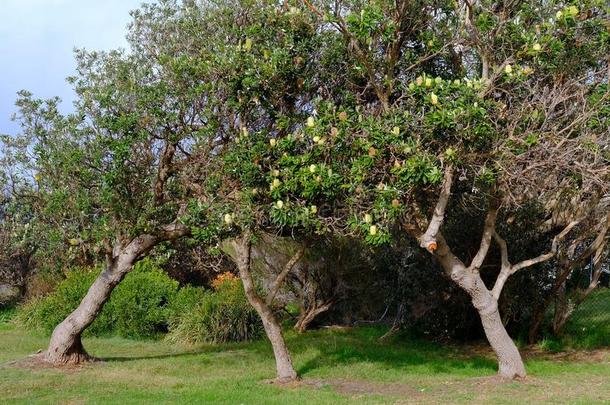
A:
45;253;136;364
476;298;526;379
230;236;298;382
294;301;333;333
44;227;188;365
461;274;526;379
442;256;526;379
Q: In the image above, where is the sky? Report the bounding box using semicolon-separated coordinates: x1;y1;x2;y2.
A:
0;0;144;135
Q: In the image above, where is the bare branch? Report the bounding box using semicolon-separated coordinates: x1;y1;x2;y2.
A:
491;231;511;300
419;165;454;252
468;204;499;271
266;246;305;306
491;219;581;299
511;220;580;273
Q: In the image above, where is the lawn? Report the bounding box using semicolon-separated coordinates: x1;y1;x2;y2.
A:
1;321;609;405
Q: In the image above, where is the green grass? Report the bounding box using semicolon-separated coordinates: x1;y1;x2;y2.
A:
1;322;609;404
561;288;610;349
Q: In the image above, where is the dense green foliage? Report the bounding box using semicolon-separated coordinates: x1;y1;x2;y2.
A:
17;260;179;338
167;276;263;344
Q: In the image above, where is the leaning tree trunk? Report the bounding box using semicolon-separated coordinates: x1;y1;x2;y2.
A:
447;264;526;379
44;229;179;365
230;236;298;382
46;251;137;364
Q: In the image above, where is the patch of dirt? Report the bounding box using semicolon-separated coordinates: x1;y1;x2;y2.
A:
2;352;100;372
269;377;420;397
449;342;610;363
523;347;610;363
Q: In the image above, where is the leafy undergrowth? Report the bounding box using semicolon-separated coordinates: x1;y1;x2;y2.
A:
1;325;609;404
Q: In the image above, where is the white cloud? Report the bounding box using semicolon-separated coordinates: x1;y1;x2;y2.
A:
0;0;144;134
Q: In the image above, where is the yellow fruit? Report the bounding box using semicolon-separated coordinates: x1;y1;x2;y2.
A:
430;93;439;105
272;178;281;188
364;213;373;223
567;5;578;16
416;76;424;86
276;200;284;209
435;77;442;84
309;164;317;173
224;213;234;225
532;43;541;52
307;116;315;127
252;188;259;195
556;10;563;19
244;37;253;51
272;169;280;177
392;126;400;136
313;136;321;143
317;137;326;146
270;138;277;147
68;238;79;246
408;82;415;90
310;205;317;214
369;225;378;236
504;64;513;74
425;78;432;87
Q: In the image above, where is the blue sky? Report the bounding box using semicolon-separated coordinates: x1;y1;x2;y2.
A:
0;0;144;135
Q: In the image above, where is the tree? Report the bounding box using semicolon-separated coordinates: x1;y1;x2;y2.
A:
220;0;609;379
1;0;239;363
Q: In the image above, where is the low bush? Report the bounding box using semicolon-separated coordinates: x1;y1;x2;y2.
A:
17;259;179;338
167;272;263;344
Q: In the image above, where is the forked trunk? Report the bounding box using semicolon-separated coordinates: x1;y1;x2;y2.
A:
44;230;175;365
444;259;526;379
45;255;134;364
230;236;298;382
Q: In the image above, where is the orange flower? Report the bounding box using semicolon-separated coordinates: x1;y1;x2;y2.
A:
211;272;240;290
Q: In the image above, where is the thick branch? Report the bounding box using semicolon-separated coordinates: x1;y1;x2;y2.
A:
511;220;579;273
154;141;177;204
266;246;305;306
491;220;580;299
491;231;511;300
469;205;499;271
419;165;454;252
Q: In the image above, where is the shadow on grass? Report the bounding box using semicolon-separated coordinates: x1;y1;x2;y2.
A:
93;326;496;376
290;327;497;376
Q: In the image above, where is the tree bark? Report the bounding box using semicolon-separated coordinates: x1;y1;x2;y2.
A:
45;224;188;365
229;235;298;382
46;258;131;364
294;301;333;333
434;236;526;379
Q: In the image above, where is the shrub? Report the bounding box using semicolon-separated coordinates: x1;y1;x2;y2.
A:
17;259;179;338
167;273;262;344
